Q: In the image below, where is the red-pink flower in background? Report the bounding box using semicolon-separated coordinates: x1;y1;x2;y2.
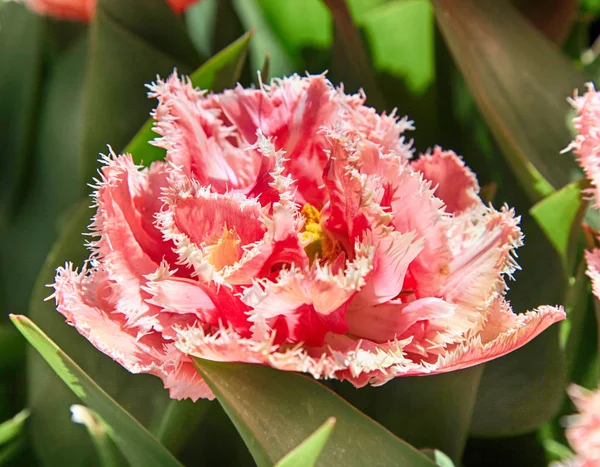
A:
553;385;600;467
22;0;199;21
568;85;600;305
51;73;565;400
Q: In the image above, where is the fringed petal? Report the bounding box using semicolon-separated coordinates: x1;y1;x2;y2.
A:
52;264;165;372
441;207;522;324
352;229;423;307
566;83;600;208
90;153;175;333
220;75;334;206
346;297;456;344
585;248;600;300
419;304;566;374
157;176;266;284
174;325;345;380
562;384;600;466
149;73;261;193
411;147;481;214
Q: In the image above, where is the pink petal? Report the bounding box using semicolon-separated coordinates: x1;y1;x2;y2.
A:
220;76;334;206
567;84;600;208
563;384;600;466
23;0;95;20
23;0;199;21
421;303;566;374
52;264;209;401
441;207;522;317
346;297;456;343
411;147;480;214
352;229;423;307
91;154;175;333
585;248;600;301
144;264;251;334
175;324;345;379
157;178;266;283
149;73;261;193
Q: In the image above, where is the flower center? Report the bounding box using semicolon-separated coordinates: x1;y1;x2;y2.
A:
299;204;341;263
204;225;242;270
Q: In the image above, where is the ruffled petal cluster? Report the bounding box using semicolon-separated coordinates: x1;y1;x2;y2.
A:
567;84;600;308
52;73;565;400
553;385;600;467
22;0;199;21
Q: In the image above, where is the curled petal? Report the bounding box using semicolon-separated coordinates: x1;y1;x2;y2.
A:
51;265;204;400
91;154;174;333
422;303;566;374
149;73;261;193
157;178;266;284
353;229;423;307
346;297;456;344
220;75;334;205
175;325;345;380
411;147;481;214
567;83;600;208
441;206;522;328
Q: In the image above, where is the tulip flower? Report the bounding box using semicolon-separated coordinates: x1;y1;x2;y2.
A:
51;74;565;400
567;85;600;306
554;385;600;467
22;0;200;21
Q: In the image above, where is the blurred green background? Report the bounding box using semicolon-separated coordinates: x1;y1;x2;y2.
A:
1;0;599;465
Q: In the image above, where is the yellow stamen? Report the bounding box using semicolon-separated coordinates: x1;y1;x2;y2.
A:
299;204;341;263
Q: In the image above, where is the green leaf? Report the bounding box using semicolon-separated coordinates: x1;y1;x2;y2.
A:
28;201;170;466
542;438;575;464
356;0;435;96
331;365;483;463
0;3;44;226
126;31;252;165
562;259;594;379
12;314;182;467
0;410;29;446
70;405;126;467
530;179;589;272
251;0;332;69
149;398;211;455
232;0;296;78
193;359;435;467
80;0;201;185
432;0;585;202
0;439;26;465
0;409;30;464
274;417;335;467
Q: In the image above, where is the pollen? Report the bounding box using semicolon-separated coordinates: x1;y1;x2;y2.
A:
300;204;324;261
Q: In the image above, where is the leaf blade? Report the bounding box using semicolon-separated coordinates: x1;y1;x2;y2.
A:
432;0;585;201
275;417;336;467
193;359;435;467
12;314;183;467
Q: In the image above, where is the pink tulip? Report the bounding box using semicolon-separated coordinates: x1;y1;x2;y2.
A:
567;85;600;308
51;74;565;400
554;385;600;467
22;0;199;21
